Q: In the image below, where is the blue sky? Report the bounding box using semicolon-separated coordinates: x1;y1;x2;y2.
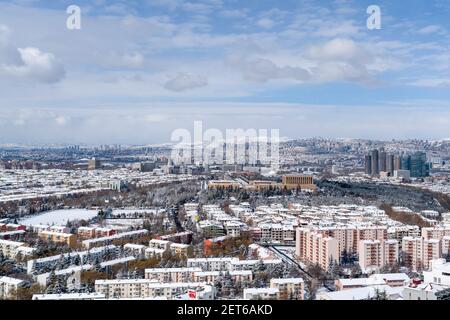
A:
0;0;449;144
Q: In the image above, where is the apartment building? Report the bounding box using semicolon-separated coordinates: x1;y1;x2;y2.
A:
269;278;304;300
243;288;280;300
95;279;154;299
0;276;24;299
144;268;201;282
169;243;192;257
230;259;282;271
193;271;220;283
187;258;236;271
402;237;442;271
358;240;383;272
388;226;420;250
335;273;410;291
149;239;171;251
295;228;339;270
260;223;296;245
26;245;117;274
230;270;253;284
305;226;387;259
358;239;399;272
0;239;35;259
124;243;147;257
383;239;400;267
77;227;96;239
78;227;116;240
38;231;77;248
357;227;388;242
423;239;442;270
422;227;450;240
95;279;214;300
0;223;25;232
82;230;148;249
159;231;193;244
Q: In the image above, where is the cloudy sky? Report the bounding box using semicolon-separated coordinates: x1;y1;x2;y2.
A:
0;0;450;145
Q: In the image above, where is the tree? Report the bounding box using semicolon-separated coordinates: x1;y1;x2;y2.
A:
305;278;318;300
350;264;363;278
372;288;388;300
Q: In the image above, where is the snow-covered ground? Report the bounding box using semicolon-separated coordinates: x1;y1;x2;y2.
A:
20;209;98;226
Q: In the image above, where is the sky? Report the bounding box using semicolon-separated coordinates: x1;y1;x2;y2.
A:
0;0;450;145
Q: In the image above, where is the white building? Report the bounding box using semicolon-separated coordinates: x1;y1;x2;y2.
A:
423;259;450;287
0;276;24;299
243;288;279;300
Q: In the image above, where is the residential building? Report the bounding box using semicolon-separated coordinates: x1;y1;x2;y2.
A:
0;277;24;299
269;278;304;300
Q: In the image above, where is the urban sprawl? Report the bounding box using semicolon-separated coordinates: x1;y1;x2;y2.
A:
1;138;450;300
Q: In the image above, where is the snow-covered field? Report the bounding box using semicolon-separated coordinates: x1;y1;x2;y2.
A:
20;209;98;226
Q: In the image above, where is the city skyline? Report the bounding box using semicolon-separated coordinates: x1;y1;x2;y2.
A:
0;0;450;144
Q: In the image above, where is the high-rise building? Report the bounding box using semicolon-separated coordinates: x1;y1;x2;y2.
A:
401;155;411;171
358;239;398;271
370;150;379;176
410;152;429;178
379;150;387;173
88;158;101;170
386;155;395;175
364;155;372;175
296;228;339;270
402;237;441;272
394;155;402;171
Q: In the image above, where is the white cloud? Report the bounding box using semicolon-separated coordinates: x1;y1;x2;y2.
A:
102;52;145;69
164;73;208;91
409;78;450;88
418;25;443;35
306;38;369;62
226;55;311;83
2;47;65;83
256;18;276;30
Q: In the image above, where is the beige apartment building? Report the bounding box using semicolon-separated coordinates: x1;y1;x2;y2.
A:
270;278;304;300
297;226;388;267
358;240;383;271
358;239;399;271
384;239;400;267
38;231;77;248
421;227;450;240
170;243;192;257
402;237;442;271
296;228;339;270
144;268;201;282
95;279;154;299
